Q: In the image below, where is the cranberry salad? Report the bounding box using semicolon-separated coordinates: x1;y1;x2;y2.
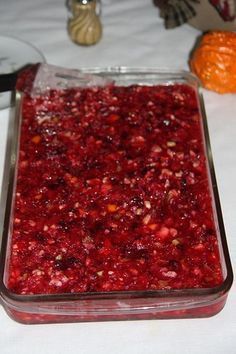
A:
8;82;222;295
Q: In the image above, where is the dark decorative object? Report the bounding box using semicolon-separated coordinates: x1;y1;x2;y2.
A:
154;0;236;30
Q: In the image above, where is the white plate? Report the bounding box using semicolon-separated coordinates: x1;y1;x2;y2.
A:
0;35;46;109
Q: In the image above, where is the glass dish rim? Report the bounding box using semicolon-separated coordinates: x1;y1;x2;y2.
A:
0;67;233;306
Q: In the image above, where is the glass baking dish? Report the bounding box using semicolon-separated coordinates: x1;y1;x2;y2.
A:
0;68;233;324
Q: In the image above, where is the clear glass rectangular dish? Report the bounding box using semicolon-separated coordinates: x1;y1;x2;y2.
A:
0;68;233;324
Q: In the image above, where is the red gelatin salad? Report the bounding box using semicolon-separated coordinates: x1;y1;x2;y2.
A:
7;83;224;296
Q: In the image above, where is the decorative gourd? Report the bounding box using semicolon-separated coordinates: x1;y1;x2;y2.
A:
190;31;236;94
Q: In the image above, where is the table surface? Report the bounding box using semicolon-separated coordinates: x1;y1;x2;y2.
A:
0;1;235;353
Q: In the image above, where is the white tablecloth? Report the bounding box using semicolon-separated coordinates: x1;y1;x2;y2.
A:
0;1;235;353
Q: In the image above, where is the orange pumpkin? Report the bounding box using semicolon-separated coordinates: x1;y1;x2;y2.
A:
190;31;236;94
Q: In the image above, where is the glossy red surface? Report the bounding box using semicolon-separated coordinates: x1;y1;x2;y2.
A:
8;84;222;295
